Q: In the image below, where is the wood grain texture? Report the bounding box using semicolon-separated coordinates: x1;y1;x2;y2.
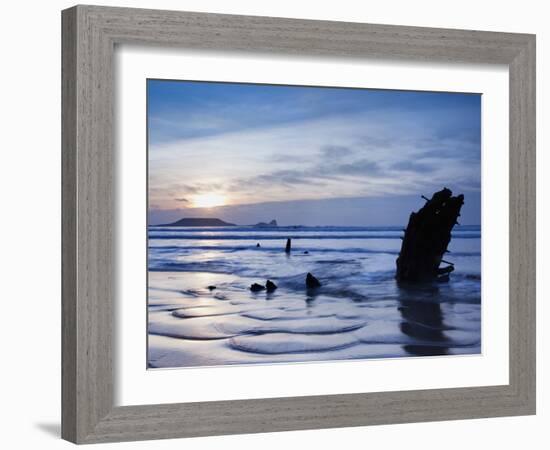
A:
61;4;536;444
61;7;77;443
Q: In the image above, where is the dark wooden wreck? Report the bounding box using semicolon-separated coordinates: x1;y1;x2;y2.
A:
395;188;464;283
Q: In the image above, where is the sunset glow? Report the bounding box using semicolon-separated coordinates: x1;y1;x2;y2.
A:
148;80;481;226
192;193;227;208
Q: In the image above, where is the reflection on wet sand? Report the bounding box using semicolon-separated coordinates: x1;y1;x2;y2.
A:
398;284;450;356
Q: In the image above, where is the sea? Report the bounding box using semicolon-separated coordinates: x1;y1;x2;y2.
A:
147;225;481;368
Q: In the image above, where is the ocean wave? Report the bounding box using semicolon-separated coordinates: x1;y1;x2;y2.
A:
149;225;481;232
148;261;480;306
148;232;480;240
150;245;401;255
148;244;480;257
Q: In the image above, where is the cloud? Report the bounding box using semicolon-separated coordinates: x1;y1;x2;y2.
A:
229;169;327;190
391;160;435;173
148;91;481;212
358;135;395;150
269;153;312;164
320;145;355;159
328;158;384;177
224;156;389;201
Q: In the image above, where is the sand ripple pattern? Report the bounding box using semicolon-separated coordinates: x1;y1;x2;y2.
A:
148;270;481;368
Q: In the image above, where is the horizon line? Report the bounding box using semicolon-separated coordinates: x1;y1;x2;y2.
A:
148;221;482;228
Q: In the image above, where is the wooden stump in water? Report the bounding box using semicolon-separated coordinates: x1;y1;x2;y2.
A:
306;272;322;288
396;188;464;283
266;280;278;292
285;238;291;253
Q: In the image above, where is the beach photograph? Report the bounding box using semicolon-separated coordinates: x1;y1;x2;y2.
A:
147;79;482;369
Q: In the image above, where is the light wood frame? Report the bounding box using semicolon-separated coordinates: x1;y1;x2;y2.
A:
62;5;536;444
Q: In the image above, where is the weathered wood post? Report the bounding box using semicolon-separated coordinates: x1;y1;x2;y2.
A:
396;188;464;282
285;238;291;253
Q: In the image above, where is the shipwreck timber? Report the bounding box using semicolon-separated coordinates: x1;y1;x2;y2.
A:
395;188;464;283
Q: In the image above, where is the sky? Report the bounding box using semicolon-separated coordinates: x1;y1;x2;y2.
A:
147;79;481;226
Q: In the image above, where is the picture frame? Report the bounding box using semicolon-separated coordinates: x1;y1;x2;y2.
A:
61;4;536;444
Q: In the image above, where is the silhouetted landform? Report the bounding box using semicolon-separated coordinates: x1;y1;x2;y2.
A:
254;219;278;227
285;238;291;253
396;187;463;283
161;217;236;227
306;272;322;288
250;283;266;292
266;280;278;292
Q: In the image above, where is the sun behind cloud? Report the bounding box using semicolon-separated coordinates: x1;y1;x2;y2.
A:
191;193;227;208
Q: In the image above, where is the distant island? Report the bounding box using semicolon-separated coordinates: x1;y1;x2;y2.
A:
254;219;278;227
160;218;236;227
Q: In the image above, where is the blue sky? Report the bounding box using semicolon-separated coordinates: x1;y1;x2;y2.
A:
148;79;481;226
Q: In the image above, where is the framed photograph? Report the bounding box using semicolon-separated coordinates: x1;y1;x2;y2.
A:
62;5;536;444
146;80;483;369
